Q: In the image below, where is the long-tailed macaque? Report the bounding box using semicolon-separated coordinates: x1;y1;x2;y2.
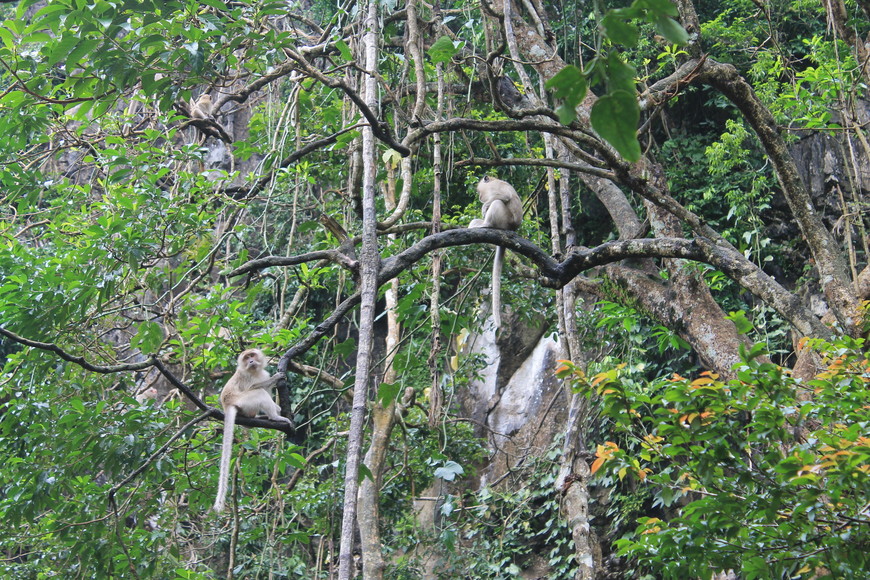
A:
190;94;213;120
134;387;160;404
468;175;523;329
214;349;291;513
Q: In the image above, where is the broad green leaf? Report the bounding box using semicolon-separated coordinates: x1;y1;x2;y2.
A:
21;31;52;44
131;321;164;353
335;39;352;62
0;27;13;49
434;460;464;481
590;90;641;162
655;15;689;45
66;38;100;71
545;65;587;124
605;52;637;95
726;310;753;334
428;35;462;64
637;0;679;18
70;398;85;414
287;452;306;469
376;382;400;407
47;33;81;67
601;11;639;47
201;0;229;9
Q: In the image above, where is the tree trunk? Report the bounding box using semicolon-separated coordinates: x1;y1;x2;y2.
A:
338;0;380;576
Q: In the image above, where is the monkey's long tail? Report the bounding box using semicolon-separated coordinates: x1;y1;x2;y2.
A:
214;406;237;513
492;246;504;330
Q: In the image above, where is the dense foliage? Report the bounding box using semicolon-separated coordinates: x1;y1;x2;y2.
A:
559;333;870;579
0;0;867;577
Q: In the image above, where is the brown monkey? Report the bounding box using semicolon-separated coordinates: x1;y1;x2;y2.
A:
213;349;291;513
190;94;213;120
468;176;523;329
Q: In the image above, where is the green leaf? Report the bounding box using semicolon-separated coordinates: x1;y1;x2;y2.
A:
201;0;229;9
335;39;352;62
545;65;587;124
131;321;164;353
22;31;52;44
726;310;753;334
287;453;306;469
605;52;637;95
638;0;679;18
0;27;14;49
434;460;464;481
655;15;689;45
376;382;400;407
427;35;462;64
601;11;639;47
70;398;86;414
66;38;100;71
590;90;641;162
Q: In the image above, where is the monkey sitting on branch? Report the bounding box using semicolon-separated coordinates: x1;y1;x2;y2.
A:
467;175;523;330
213;348;292;513
175;93;232;143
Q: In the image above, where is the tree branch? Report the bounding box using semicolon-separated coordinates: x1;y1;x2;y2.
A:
267;228;831;368
698;58;858;332
283;47;411;156
0;327;153;373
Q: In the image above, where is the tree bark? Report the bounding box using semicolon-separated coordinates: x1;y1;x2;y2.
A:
338;0;380;577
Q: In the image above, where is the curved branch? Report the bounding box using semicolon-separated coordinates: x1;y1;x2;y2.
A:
403;116;590;147
151;357;212;413
284;48;411;156
225;248;358;278
698;58;857;331
220;61;298;108
0;327;154;373
269;229;831;367
277;291;361;373
456;156;617;180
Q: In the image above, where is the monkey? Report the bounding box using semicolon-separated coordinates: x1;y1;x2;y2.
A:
134;387;160;405
213;348;292;513
190;93;213;120
468;175;523;329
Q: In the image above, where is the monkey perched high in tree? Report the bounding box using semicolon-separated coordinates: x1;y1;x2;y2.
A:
213;349;292;513
468;175;523;330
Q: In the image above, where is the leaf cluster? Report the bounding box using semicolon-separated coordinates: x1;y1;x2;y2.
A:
558;335;870;578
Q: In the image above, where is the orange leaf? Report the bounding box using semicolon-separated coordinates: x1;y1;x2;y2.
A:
591;456;606;474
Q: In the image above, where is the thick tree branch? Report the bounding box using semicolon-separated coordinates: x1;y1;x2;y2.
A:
152;359;296;434
698;58;858;331
264;228;831;368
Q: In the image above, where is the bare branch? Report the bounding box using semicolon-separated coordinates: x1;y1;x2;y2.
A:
224;248;358;278
0;327;153;373
283;47;411;156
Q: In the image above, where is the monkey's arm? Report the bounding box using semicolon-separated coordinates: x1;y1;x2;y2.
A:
248;374;282;392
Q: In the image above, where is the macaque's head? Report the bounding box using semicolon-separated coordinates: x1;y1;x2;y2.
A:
237;349;266;372
476;175;513;200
